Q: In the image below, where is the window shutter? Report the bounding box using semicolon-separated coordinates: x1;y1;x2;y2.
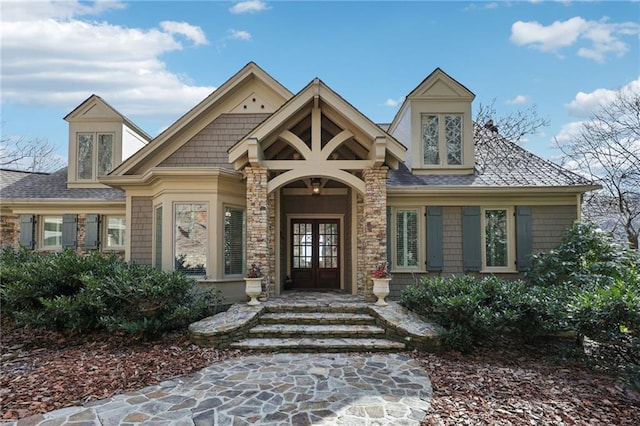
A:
85;214;100;249
386;206;392;267
62;214;78;249
516;206;533;271
426;206;443;271
19;215;36;249
462;206;481;271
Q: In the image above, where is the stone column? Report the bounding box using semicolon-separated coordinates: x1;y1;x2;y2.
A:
362;167;388;300
245;167;270;299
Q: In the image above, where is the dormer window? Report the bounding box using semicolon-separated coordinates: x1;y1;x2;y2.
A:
77;133;114;180
421;114;463;166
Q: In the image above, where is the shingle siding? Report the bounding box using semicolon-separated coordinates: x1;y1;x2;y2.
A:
130;196;153;265
532;205;577;252
159;114;270;168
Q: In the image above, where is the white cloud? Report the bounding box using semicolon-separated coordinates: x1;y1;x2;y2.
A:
507;95;528;105
510;17;640;62
565;78;640;117
230;0;268;14
0;0;214;122
383;97;405;107
228;29;253;41
160;21;208;46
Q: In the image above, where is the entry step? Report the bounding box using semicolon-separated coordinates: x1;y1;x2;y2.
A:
249;324;385;337
260;312;376;325
230;338;406;352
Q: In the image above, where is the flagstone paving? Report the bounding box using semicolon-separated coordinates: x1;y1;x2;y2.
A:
9;352;432;425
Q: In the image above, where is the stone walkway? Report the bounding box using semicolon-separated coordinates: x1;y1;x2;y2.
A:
9;352;432;426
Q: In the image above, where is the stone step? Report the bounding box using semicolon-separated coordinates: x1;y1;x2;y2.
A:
230;337;406;352
265;304;370;315
249;324;385;338
260;312;377;325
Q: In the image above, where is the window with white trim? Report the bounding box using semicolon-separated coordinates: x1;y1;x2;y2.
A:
224;206;245;276
481;207;515;272
421;114;463;166
77;133;114;180
105;216;125;249
42;216;63;249
174;203;207;276
394;208;419;268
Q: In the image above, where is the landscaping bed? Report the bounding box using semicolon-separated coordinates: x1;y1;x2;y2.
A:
2;319;638;424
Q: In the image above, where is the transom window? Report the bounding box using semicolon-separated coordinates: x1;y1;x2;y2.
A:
482;207;515;272
421;114;463;166
77;133;114;180
395;209;419;268
224;206;245;276
174;203;207;276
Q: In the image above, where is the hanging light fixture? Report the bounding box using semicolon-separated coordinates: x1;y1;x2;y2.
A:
311;178;321;195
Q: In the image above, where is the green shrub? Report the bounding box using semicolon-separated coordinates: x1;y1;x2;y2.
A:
0;248;219;338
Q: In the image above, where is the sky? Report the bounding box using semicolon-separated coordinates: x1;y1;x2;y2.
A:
1;0;639;167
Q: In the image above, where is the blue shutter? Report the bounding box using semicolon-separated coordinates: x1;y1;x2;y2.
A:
462;206;481;271
85;214;100;250
426;206;443;271
386;206;392;267
19;215;35;249
516;206;533;271
62;214;78;249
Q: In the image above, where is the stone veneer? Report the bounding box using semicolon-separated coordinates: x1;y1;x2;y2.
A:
362;167;388;300
245;167;270;298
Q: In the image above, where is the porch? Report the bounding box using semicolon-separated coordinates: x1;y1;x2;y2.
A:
188;292;442;352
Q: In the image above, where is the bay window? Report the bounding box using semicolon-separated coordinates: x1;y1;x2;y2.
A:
174;203;207;276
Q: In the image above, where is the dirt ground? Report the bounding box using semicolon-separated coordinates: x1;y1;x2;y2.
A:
1;321;638;425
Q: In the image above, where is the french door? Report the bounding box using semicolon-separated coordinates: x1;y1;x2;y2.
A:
290;219;340;290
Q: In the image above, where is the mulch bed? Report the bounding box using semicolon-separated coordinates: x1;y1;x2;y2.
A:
1;320;639;424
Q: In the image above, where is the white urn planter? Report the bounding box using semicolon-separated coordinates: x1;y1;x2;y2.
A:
372;278;391;306
244;277;262;306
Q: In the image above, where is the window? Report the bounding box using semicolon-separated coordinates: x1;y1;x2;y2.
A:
154;206;163;270
421;114;463;166
77;133;114;180
224;206;245;275
174;203;207;275
105;216;125;248
481;207;515;272
42;216;63;249
395;209;419;268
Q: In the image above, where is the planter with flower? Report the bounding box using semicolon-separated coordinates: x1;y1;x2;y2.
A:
244;263;263;306
372;262;391;306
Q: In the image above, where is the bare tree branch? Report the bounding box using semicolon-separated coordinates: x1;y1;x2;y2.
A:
0;132;64;172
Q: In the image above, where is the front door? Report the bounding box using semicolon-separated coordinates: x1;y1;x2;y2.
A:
291;219;340;290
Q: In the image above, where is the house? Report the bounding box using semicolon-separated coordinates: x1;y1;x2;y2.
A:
0;63;598;302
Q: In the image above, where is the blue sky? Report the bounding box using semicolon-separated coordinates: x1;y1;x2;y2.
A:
1;0;638;166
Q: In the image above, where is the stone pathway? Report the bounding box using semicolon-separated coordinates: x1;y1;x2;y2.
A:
10;352;432;425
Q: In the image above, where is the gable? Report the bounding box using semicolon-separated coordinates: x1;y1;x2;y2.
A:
407;68;475;101
108;63;293;177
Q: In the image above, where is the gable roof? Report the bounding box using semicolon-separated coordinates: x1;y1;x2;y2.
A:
109;62;293;177
388;126;597;190
229;77;406;170
64;94;152;141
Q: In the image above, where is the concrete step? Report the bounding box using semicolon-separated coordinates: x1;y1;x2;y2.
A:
230;337;406;352
249;324;385;338
260;312;377;325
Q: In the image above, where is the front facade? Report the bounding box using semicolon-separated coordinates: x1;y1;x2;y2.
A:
0;63;597;302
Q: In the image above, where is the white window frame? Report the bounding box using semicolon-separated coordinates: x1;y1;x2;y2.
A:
40;215;63;250
481;206;516;273
76;132;115;180
392;207;423;271
104;215;126;250
420;113;463;167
